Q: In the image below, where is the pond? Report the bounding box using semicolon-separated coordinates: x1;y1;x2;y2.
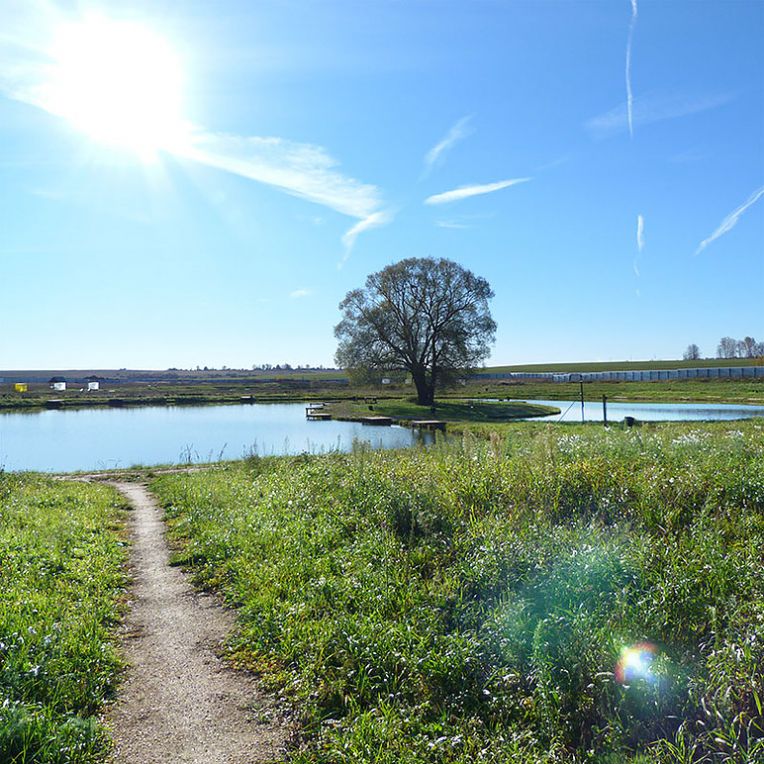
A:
0;403;433;473
2;399;762;473
517;399;764;423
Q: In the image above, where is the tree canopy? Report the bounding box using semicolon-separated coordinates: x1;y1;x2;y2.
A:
334;257;496;406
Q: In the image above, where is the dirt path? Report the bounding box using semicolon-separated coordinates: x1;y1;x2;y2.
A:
107;481;288;764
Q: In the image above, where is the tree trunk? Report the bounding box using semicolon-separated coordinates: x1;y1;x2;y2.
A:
411;368;435;406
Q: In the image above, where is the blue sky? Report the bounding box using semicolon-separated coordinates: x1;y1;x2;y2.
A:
1;0;762;369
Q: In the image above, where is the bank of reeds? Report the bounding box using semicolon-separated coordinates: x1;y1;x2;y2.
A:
153;421;764;762
0;476;127;763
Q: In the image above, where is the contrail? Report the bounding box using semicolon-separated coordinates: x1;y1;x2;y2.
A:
626;0;638;138
636;213;644;251
695;185;764;255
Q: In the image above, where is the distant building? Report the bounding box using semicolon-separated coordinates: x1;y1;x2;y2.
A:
49;376;67;391
14;383;28;392
85;375;103;391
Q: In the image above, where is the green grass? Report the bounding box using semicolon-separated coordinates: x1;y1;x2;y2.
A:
326;398;559;423
151;420;764;762
0;475;128;764
486;357;763;373
462;378;764;405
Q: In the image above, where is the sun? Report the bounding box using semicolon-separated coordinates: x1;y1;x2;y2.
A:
45;16;188;158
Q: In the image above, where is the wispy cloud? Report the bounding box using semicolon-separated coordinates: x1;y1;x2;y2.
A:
435;220;469;229
434;211;495;230
183;136;394;260
585;92;732;138
289;288;312;299
695;185;764;255
636;214;645;252
341;210;392;253
425;178;530;206
423;116;472;173
625;0;638;138
181;132;382;220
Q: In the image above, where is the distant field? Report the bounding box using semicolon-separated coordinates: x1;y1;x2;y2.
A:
2;360;763;414
3;357;762;386
0;368;347;384
486;357;763;373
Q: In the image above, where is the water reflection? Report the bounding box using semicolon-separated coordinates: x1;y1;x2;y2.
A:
0;403;433;473
516;399;764;423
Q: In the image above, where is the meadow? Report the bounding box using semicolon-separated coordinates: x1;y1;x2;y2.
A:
468;379;764;406
152;420;764;763
324;398;559;423
0;476;127;764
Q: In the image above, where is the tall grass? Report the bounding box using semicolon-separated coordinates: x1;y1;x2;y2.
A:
153;420;764;762
0;475;128;764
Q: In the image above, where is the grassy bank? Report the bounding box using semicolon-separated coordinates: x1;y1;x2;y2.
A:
152;421;764;762
324;398;559;423
0;379;355;413
465;378;764;405
0;476;128;763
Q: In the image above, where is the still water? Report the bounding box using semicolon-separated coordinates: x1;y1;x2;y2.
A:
2;399;762;473
519;399;764;423
0;403;432;473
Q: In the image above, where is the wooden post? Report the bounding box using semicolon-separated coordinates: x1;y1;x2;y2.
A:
602;395;608;427
580;380;585;423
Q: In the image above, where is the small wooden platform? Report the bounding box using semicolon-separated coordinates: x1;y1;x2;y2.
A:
411;420;446;431
360;416;394;426
45;399;64;409
306;404;331;420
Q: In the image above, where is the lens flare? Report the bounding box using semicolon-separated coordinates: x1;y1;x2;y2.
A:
615;642;658;685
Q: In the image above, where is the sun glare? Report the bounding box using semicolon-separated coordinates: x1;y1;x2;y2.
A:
46;17;188;158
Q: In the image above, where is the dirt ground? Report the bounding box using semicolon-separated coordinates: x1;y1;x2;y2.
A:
106;481;290;764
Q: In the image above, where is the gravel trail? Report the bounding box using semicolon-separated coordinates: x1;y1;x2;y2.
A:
107;481;288;764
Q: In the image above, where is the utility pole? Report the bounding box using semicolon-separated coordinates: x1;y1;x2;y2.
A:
602;395;608;427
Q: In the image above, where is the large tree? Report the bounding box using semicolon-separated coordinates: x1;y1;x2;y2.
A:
335;257;496;406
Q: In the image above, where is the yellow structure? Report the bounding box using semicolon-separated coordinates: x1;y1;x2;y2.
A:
14;383;28;393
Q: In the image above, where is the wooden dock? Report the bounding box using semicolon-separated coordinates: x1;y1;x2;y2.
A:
360;416;394;426
411;420;446;431
306;404;331;420
306;411;332;420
